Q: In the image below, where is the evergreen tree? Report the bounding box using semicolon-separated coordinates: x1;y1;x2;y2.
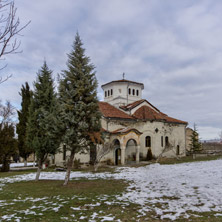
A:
59;33;101;185
26;61;60;181
16;82;33;166
189;123;201;154
0;123;17;172
0;101;17;172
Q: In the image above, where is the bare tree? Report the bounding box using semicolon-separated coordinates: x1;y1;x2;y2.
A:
156;140;182;163
94;142;112;172
0;0;30;84
0;99;15;125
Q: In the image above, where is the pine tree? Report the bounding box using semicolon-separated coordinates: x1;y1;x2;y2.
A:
59;33;101;185
189;123;201;155
26;61;60;181
16;82;33;166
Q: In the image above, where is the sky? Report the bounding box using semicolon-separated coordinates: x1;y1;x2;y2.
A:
0;0;222;140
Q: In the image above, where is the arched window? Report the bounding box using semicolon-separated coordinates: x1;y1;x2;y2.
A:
128;88;131;95
176;145;180;155
108;90;110;96
111;89;113;96
105;91;107;97
132;89;135;95
165;136;169;147
145;136;151;147
136;90;139;96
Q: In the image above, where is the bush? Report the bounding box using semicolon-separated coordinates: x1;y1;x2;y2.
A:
73;158;81;169
106;158;112;165
147;148;153;160
45;158;50;167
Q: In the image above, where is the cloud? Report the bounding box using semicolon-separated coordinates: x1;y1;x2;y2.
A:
0;0;221;139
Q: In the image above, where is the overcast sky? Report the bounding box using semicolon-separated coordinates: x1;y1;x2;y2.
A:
1;0;222;140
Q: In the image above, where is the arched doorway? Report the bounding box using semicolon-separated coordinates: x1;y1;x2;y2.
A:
126;139;137;163
113;139;121;165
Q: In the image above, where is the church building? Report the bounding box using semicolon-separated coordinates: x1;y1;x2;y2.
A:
54;78;187;166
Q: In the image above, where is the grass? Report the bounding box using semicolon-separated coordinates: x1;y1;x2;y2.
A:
0;169;36;178
0;178;144;221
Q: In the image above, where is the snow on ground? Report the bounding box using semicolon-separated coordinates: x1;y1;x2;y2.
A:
0;162;36;168
1;159;222;220
114;160;222;220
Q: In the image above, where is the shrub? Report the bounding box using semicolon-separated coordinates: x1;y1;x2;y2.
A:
147;148;153;160
73;158;81;169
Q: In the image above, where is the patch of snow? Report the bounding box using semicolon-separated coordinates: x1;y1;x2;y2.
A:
71;207;81;210
52;205;62;212
101;216;115;221
215;213;222;217
2;214;16;220
85;202;101;207
0;162;37;168
90;212;98;220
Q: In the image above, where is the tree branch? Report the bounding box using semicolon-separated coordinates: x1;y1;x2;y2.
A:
0;0;31;83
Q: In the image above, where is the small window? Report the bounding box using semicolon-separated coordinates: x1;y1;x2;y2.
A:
132;89;135;95
108;90;110;96
111;89;113;96
136;90;139;96
105;91;107;97
165;136;169;147
145;136;151;147
176;145;180;155
63;145;66;161
128;88;131;95
161;136;163;147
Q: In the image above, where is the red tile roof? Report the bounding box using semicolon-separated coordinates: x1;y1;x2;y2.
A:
120;99;160;112
98;102;134;119
99;101;187;124
133;105;187;124
162;115;188;124
101;79;144;89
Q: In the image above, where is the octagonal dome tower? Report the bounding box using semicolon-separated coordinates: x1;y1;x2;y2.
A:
101;79;144;107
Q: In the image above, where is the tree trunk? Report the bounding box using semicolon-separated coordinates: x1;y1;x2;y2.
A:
94;162;100;172
33;153;35;167
63;150;75;186
90;144;97;165
24;159;27;167
35;159;42;181
1;158;10;172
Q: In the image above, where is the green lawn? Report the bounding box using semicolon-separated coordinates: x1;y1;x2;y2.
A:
0;178;144;221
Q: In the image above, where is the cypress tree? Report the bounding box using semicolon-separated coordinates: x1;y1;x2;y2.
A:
16;82;33;166
59;33;101;185
26;61;60;181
